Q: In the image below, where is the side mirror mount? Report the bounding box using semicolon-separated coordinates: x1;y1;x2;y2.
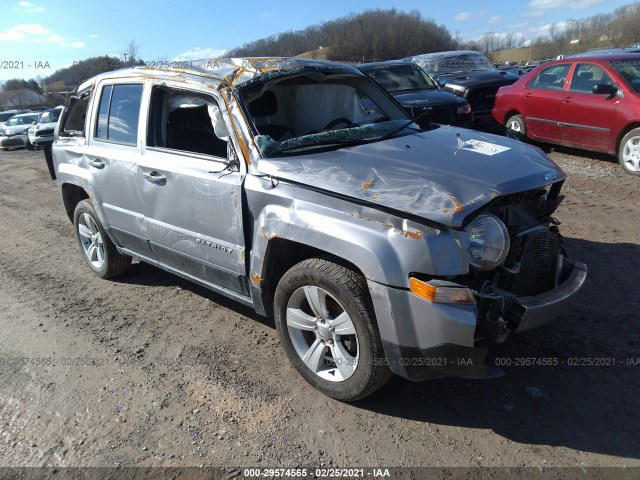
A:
592;83;618;96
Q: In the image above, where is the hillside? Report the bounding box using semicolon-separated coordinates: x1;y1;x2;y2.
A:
229;9;456;61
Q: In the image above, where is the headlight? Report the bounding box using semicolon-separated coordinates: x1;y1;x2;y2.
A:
465;214;510;271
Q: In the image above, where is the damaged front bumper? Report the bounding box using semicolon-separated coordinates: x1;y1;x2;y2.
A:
369;258;587;382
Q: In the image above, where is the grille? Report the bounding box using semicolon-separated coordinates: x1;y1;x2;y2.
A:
36;128;54;137
498;227;559;296
411;105;457;125
466;87;499;112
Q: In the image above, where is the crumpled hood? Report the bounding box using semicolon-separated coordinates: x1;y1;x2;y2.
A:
255;126;565;228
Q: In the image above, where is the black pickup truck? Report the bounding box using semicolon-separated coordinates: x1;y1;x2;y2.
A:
406;50;519;127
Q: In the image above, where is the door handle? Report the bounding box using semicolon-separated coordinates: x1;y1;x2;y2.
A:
89;158;106;169
524;93;532;99
562;97;572;103
143;171;166;184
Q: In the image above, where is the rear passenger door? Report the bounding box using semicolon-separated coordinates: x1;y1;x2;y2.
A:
137;85;248;297
86;82;153;257
522;63;571;141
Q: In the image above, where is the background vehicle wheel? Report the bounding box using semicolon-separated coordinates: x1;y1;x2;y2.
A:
505;114;527;141
274;257;392;401
73;200;131;278
25;137;34;150
618;128;640;176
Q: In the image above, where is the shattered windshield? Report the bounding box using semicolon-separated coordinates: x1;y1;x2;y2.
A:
241;71;416;157
256;120;418;156
610;59;640;93
361;64;437;92
415;52;495;75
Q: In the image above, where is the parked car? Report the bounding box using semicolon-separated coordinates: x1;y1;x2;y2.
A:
357;61;471;126
50;58;585;400
565;47;640;58
496;64;526;76
27;106;63;149
0;111;42;150
492;53;640;175
406;50;519;127
0;109;30;127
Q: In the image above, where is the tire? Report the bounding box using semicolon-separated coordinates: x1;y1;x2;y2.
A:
25;137;34;150
505;114;527;142
274;257;392;401
73;200;131;278
618;128;640;176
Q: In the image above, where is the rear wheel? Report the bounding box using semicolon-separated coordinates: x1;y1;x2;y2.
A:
505;114;527;142
618;128;640;176
274;258;392;401
73;200;131;278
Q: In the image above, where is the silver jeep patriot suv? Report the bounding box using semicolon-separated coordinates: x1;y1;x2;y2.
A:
49;58;586;401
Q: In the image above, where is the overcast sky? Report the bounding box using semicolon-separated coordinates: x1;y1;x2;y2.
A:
0;0;635;81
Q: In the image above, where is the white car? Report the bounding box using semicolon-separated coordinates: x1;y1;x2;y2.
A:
27;107;63;149
0;112;42;150
0;109;30;127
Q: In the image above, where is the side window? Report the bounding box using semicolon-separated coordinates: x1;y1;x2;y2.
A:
59;88;90;137
528;64;571;91
93;84;143;145
570;64;613;93
146;87;228;158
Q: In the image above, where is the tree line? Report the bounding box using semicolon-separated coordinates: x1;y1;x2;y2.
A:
465;2;640;60
228;8;456;61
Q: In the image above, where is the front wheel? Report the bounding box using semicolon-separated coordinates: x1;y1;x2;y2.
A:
618;128;640;176
73;200;131;278
274;258;392;401
505;114;527;142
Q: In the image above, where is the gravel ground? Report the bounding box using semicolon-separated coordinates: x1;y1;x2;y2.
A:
0;146;638;470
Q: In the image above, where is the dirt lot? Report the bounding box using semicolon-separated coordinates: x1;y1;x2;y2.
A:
0;145;638;470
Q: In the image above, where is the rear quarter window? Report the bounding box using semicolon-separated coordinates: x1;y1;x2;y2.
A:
60;89;90;136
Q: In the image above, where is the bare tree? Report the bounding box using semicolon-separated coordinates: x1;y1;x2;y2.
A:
123;40;139;65
479;32;499;58
504;32;517;50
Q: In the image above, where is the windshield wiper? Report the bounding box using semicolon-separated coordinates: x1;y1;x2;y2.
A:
374;109;432;142
273;137;367;154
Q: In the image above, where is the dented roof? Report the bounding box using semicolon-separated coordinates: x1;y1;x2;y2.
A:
76;57;361;92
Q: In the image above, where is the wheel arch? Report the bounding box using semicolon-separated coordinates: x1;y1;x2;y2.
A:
61;182;89;223
615;122;640;155
504;109;523;126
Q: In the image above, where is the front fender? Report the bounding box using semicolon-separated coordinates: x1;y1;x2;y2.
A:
245;175;470;289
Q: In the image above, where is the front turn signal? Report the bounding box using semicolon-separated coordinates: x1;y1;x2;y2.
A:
409;277;476;304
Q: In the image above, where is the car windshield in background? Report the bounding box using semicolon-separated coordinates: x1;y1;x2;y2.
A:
362;65;437;92
0;112;17;122
5;114;38;126
419;52;495;74
241;71;415;157
610;59;640;92
40;109;62;123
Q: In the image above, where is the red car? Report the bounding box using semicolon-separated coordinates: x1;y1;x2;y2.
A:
492;54;640;175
